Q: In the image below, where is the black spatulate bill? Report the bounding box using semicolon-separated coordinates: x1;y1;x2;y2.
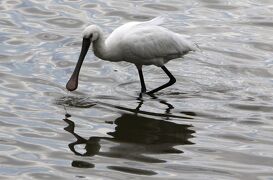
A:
66;38;91;91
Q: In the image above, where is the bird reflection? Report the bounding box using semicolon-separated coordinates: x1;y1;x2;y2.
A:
63;97;195;170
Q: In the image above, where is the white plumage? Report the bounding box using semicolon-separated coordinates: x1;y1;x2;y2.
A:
67;17;196;94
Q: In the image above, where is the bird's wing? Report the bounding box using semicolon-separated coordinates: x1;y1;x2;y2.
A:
120;26;195;61
138;16;166;26
106;17;165;47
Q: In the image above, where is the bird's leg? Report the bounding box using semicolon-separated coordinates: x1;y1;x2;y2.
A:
136;65;147;93
147;66;176;94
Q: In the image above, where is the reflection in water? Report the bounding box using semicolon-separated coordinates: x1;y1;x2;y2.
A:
63;97;195;174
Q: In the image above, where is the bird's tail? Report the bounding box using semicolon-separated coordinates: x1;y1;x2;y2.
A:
193;43;202;51
188;41;202;52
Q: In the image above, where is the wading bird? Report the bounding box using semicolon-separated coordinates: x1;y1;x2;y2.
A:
66;17;197;94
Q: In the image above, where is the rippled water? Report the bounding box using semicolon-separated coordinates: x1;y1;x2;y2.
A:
1;0;273;179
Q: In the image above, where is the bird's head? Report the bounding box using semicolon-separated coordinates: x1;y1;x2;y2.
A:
66;25;102;91
82;25;102;42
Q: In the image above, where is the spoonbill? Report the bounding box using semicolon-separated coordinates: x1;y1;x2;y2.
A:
66;17;197;94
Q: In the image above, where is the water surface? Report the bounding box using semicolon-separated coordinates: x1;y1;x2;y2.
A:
1;0;273;179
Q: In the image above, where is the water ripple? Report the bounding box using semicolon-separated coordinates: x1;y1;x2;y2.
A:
46;18;85;28
21;7;57;16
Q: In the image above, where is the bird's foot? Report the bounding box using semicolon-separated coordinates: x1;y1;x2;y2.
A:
138;91;146;99
137;91;157;99
146;91;157;98
146;90;155;96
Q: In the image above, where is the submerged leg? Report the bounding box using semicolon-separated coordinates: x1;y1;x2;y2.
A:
148;66;176;94
136;65;146;93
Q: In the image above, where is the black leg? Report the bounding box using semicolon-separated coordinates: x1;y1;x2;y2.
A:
148;66;176;94
137;66;146;93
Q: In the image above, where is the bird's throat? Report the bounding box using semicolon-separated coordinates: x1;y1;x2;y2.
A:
92;37;109;60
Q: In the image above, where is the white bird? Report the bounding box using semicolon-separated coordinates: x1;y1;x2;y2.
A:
66;17;197;94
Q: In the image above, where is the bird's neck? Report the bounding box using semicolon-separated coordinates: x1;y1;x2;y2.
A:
92;34;109;60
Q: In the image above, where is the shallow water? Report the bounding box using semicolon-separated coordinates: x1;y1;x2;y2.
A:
1;0;273;179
